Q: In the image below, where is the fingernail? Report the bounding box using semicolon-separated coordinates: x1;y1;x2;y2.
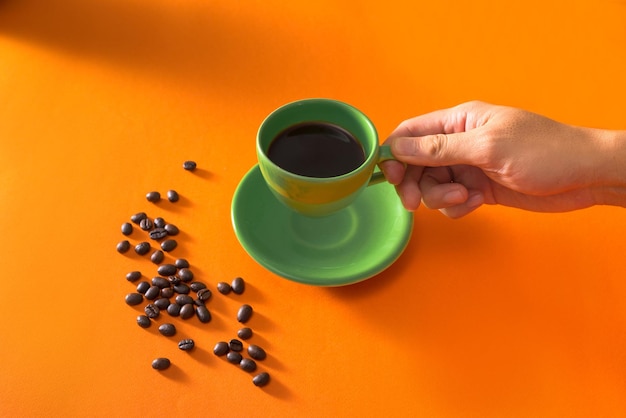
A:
443;189;464;204
466;191;483;208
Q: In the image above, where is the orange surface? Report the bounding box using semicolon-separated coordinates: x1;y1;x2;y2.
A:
1;0;626;416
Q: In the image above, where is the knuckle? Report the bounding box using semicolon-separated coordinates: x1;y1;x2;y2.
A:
423;133;449;158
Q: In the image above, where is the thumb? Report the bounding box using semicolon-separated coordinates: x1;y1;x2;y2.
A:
389;130;482;167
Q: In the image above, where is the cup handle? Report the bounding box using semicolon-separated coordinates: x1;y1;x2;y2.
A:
368;145;396;186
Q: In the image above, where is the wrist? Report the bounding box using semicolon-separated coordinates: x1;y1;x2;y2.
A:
585;128;626;207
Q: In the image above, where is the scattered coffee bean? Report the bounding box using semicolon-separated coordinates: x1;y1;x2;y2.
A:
136;281;150;294
213;341;230;356
150;250;164;264
157;264;177;277
137;315;151;328
183;160;197;171
167;190;179;202
160;287;174;298
158;323;177;337
121;222;133;236
175;258;189;269
149;228;168;240
177;268;193;282
226;351;243;364
151;358;170;370
173;283;190;294
154;298;170;310
217;282;232;295
252;372;270;387
237;304;253;323
144;304;160;319
247;344;267;361
180;303;195;319
154;217;166;228
139;218;153;231
194;298;205;306
240;358;257;373
196;305;211;323
151;276;170;288
175;294;194;306
164;224;179;236
197;288;212;302
229;339;243;352
144;286;161;300
167;303;181;317
178;339;195;351
130;212;147;225
238;327;253;340
161;239;177;252
126;271;142;282
231;277;245;295
125;293;143;306
189;282;206;292
146;191;161;202
117;240;130;253
168;275;181;286
134;241;151;255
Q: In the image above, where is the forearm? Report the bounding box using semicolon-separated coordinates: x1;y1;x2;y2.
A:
585;127;626;207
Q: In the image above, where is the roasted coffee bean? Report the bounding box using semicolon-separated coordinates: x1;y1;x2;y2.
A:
137;315;151;328
139;218;153;231
157;264;177;277
178;339;195;351
237;304;253;323
226;351;243;364
197;288;212;302
229;339;243;352
237;327;253;340
154;217;166;228
158;323;176;337
240;358;257;373
177;268;193;282
164;224;179;236
194;298;205;306
150;250;164;264
189;282;206;292
175;258;189;269
161;239;177;252
144;304;160;319
151;358;170;370
167;275;181;286
160;287;174;298
175;294;194;306
217;282;232;295
180;303;195;319
121;222;133;236
125;293;143;306
135;241;151;255
151;276;170;288
196;305;211;323
252;372;270;387
117;240;130;253
167;190;179;202
144;286;161;300
154;298;170;310
231;277;245;295
247;344;267;361
130;212;147;224
146;191;161;202
173;283;190;294
167;303;181;317
149;228;168;240
183;160;197;171
213;341;229;356
126;271;142;282
136;281;150;294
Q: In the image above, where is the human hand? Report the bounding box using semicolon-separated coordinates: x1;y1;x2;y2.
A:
381;101;625;218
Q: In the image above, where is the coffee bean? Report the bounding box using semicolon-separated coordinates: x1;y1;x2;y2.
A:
157;264;177;276
160;287;174;298
194;298;205;306
231;277;245;295
167;303;181;317
229;339;243;352
237;304;253;323
125;293;143;306
137;315;151;328
139;218;153;231
197;288;212;302
154;217;166;228
213;341;229;356
146;191;161;202
150;250;164;264
164;224;179;236
175;294;194;306
154;298;170;310
151;276;170;288
126;271;142;282
134;241;151;255
177;268;193;282
151;358;170;370
196;305;211;323
252;372;270;387
149;228;168;240
144;286;160;300
226;351;243;364
183;160;197;171
175;258;189;269
247;344;267;361
121;222;133;236
168;275;181;286
189;282;206;292
144;304;160;319
173;283;189;294
217;282;232;295
178;339;195;351
136;281;150;294
167;190;179;202
117;240;130;253
158;323;176;337
180;303;195;319
130;212;147;225
240;358;257;373
237;327;253;340
161;239;177;252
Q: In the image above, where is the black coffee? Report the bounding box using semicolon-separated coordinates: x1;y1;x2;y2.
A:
267;122;366;178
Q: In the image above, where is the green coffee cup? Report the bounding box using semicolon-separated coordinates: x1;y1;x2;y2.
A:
257;98;394;217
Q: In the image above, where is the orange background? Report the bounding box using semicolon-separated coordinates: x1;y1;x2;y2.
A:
1;0;626;416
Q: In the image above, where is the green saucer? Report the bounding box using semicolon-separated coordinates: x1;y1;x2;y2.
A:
231;165;413;286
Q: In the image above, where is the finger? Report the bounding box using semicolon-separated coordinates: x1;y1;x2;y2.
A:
419;167;469;209
395;165;424;211
379;159;405;185
439;191;485;219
